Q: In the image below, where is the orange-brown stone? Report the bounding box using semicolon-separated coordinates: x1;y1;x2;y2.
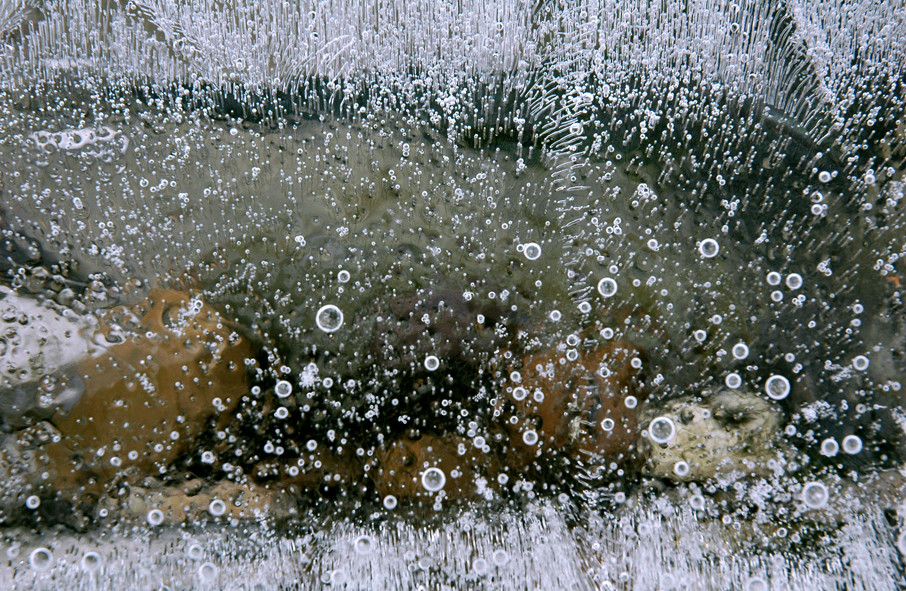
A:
372;434;498;501
37;289;251;498
496;340;645;470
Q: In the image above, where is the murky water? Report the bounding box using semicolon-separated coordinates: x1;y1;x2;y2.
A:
0;0;905;589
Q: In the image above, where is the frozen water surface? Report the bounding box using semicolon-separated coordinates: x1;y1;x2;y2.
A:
0;0;905;589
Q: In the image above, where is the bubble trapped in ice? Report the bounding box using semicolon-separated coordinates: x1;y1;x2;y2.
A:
0;0;904;588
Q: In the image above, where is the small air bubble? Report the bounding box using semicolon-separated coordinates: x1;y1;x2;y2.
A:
731;343;749;360
766;272;781;286
353;535;374;555
802;481;829;509
421;467;446;492
842;434;863;455
523;242;542;260
81;552;102;573
765;375;790;400
315;304;344;333
597;277;618;297
648;416;676;444
275;380;293;398
853;355;869;371
147;509;164;526
698;239;719;258
522;430;539;445
29;547;53;572
785;273;803;290
820;438;839;457
725;373;742;389
208;499;227;516
424;355;440;371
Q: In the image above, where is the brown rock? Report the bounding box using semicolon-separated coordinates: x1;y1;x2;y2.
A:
372;434;499;501
496;340;645;470
35;289;251;499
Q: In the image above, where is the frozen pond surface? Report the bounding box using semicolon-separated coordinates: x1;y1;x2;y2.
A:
0;0;905;589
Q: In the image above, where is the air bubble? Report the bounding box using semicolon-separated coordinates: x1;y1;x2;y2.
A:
802;481;829;509
765;375;790;400
820;438;839;457
208;499;227;516
818;170;832;183
275;379;293;398
785;273;803;290
315;304;344;333
473;558;489;576
625;396;638;409
29;547;53;572
648;416;676;444
275;407;289;419
725;373;742;389
731;343;749;360
421;467;446;492
597;277;618;297
81;551;102;573
188;544;204;560
512;387;527;401
766;272;781;286
492;549;509;566
147;509;164;526
674;461;690;477
522;430;539;445
198;562;218;583
353;534;374;555
745;576;769;591
842;434;863;455
853;355;870;371
689;495;705;511
698;238;719;258
424;355;440;371
383;495;398;510
337;270;350;283
601;418;615;431
25;495;40;509
523;242;542;260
